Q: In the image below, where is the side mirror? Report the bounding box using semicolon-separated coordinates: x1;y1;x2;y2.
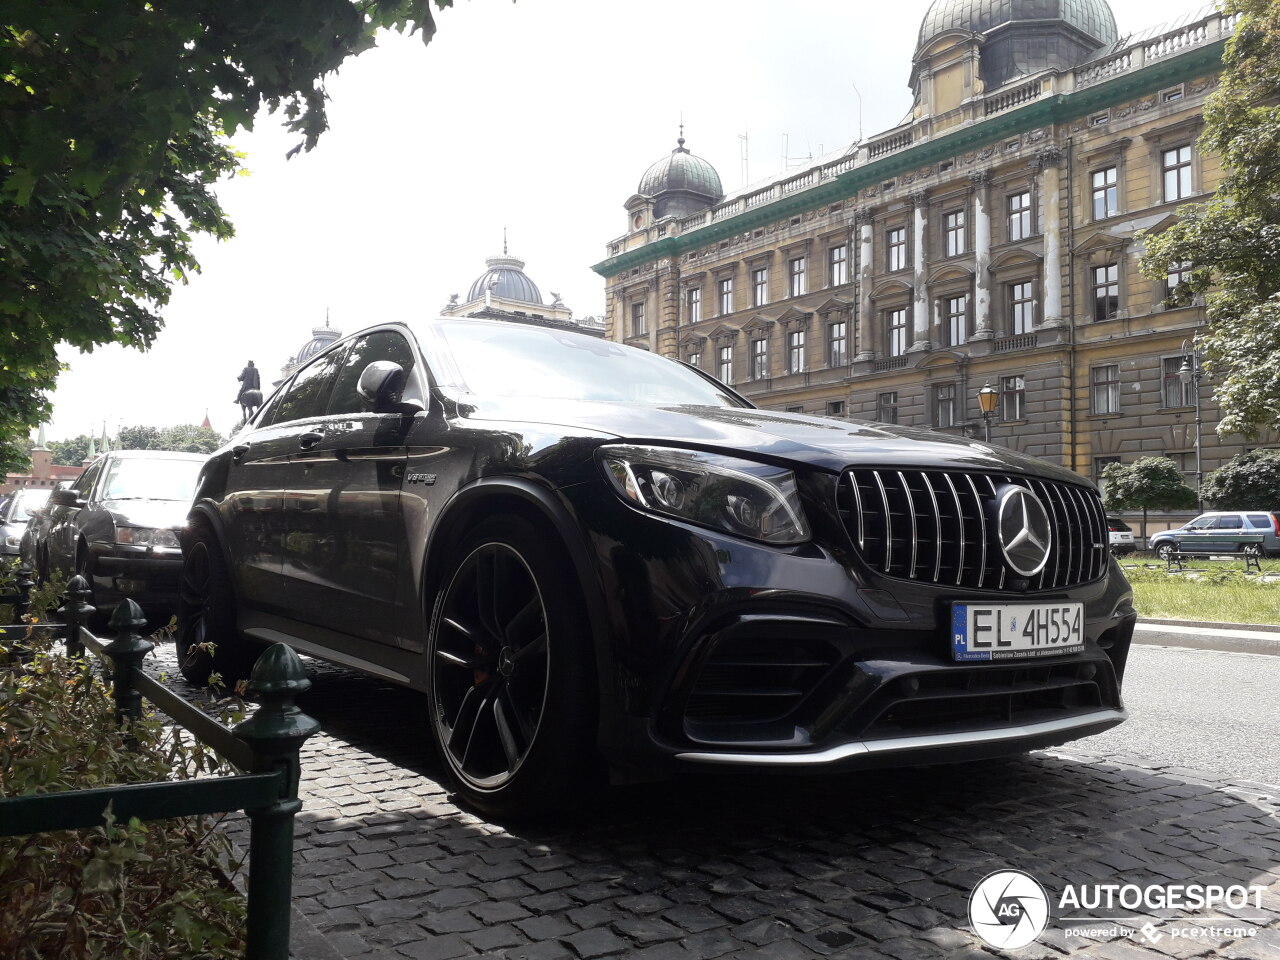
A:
49;488;82;508
357;361;422;414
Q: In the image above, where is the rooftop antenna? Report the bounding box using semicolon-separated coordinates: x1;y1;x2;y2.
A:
739;127;749;188
851;82;864;142
503;226;508;255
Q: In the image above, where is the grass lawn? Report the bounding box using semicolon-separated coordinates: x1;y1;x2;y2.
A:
1119;555;1280;626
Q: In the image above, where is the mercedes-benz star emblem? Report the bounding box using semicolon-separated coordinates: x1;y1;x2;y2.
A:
994;485;1052;576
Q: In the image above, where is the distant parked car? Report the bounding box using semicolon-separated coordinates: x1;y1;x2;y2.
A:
1147;510;1280;560
1106;517;1135;556
21;450;207;617
1;488;52;556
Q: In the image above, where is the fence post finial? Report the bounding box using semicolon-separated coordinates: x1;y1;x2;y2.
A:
58;575;96;659
103;598;153;729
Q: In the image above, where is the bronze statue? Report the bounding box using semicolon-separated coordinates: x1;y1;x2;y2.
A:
236;361;263;421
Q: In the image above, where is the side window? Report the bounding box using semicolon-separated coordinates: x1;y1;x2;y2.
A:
1218;515;1243;529
268;350;345;426
1246;514;1271;528
1187;516;1215;529
328;331;418;415
73;461;103;498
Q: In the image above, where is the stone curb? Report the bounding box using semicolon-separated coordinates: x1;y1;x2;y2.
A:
1139;617;1280;634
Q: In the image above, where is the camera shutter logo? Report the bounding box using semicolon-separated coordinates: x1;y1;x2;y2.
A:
969;869;1050;949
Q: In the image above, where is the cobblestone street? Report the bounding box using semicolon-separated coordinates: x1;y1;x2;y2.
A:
155;647;1280;960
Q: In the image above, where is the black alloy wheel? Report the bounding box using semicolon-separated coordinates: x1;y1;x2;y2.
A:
177;524;257;686
427;517;598;818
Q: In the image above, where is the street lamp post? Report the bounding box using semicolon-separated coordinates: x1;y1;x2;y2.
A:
977;381;998;443
1179;341;1203;511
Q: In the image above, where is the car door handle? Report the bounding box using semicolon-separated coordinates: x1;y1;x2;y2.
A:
298;431;325;450
232;444;250;463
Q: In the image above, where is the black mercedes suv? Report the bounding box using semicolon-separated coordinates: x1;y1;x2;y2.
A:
179;318;1134;815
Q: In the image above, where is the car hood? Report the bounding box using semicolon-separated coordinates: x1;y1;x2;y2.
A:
100;499;191;530
461;398;1090;484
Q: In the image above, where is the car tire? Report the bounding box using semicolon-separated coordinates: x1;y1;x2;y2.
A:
426;516;600;819
1243;543;1263;558
177;522;259;687
1155;542;1174;561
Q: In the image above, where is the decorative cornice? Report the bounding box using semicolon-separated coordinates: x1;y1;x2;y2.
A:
593;41;1226;279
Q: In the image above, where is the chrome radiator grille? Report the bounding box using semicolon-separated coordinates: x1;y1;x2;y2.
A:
836;469;1108;590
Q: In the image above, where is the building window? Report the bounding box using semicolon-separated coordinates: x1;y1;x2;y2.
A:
1092;364;1120;415
886;227;907;272
750;337;769;380
944;210;965;257
686;287;701;324
878;391;899;424
944;295;968;347
630;302;646;338
786;405;805;414
1091;166;1118;220
935;383;957;429
1095;456;1121;498
1007;191;1032;241
787;330;806;373
1164;261;1193;304
1162;145;1193;202
826;400;845;417
788;257;807;298
1001;375;1026;421
1162;355;1196;407
1092;263;1119;321
751;267;768;307
828;245;848;286
718;277;734;315
886;308;908;357
1009;281;1034;335
717;345;733;384
828;321;848;367
687;351;701;369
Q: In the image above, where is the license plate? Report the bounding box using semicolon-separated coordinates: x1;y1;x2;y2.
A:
951;602;1084;661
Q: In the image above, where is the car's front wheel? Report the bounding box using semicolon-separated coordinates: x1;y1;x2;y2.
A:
177;522;258;687
426;516;599;818
1155;542;1175;561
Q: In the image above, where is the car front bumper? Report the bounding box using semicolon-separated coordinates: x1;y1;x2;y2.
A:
88;546;184;617
567;487;1136;780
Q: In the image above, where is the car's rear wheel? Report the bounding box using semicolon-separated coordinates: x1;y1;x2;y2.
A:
1155;542;1175;561
177;523;258;687
1243;543;1263;558
426;516;599;818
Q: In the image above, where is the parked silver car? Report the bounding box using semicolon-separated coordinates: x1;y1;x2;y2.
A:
1148;510;1280;560
1;488;52;556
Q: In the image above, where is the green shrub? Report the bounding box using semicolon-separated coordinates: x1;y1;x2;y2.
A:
0;625;246;958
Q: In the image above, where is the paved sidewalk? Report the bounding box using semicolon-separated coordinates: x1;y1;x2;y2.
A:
143;645;1280;960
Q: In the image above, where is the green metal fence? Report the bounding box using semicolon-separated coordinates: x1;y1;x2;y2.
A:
0;571;320;960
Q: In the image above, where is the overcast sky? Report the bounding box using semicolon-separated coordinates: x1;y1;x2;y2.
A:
41;0;1207;442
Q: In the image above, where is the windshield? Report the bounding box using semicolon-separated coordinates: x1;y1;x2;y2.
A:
100;458;204;502
10;490;51;521
426;321;745;408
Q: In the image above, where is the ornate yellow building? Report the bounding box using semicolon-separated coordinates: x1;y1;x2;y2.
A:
594;0;1276;496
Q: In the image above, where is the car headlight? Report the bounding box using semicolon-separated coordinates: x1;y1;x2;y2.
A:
4;534;20;548
116;526;181;549
599;445;810;545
